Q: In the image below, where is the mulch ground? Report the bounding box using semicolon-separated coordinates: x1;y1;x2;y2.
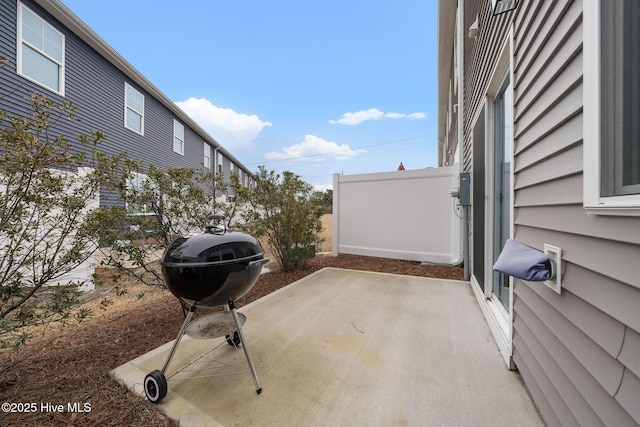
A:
0;254;463;426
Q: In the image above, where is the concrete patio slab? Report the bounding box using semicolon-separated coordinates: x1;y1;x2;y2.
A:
111;268;544;426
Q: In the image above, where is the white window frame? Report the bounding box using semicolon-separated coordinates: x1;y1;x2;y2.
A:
203;143;211;168
453;9;458;94
217;153;224;174
126;172;152;215
17;2;65;95
469;34;515;369
173;120;184;155
584;1;640;216
124;83;144;134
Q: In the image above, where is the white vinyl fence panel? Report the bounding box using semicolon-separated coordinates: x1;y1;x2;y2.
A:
333;167;461;264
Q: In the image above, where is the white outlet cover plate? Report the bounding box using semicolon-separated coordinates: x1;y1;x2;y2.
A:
543;244;562;294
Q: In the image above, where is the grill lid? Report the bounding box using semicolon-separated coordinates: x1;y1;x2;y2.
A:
160;230;264;267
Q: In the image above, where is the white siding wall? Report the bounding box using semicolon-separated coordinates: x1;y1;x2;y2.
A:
332;167;461;264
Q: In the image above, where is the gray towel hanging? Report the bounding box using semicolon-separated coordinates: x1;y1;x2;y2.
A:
493;239;554;282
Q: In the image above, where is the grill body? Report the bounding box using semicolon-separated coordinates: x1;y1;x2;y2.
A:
160;230;266;307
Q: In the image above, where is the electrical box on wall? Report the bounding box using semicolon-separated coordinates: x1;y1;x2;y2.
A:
459;172;470;206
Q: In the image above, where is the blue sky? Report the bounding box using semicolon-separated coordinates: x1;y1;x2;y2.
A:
60;0;439;190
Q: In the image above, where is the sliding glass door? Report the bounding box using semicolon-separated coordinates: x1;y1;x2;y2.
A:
491;78;512;311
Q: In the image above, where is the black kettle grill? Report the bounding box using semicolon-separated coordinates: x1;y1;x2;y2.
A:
143;216;268;403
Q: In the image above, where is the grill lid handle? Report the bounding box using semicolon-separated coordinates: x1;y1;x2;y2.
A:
248;258;270;268
205;214;226;234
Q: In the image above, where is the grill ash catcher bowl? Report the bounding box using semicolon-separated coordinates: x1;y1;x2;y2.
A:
143;216;269;404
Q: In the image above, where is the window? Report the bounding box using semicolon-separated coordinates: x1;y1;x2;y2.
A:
601;1;640;197
492;78;512;312
17;3;65;95
584;0;640;215
126;172;151;214
204;143;211;168
173;120;184;155
124;83;144;134
217;153;224;174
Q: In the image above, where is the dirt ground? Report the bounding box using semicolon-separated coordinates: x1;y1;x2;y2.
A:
0;215;463;426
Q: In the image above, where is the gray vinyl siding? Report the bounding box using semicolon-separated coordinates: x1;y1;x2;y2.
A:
0;3;36;119
450;0;640;425
447;75;458;165
462;0;512;171
1;0;248;205
511;1;640;426
461;1;513;291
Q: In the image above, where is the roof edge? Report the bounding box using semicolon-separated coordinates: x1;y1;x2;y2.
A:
437;0;457;166
34;0;252;174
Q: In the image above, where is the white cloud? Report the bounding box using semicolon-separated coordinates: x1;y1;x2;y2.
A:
313;184;333;193
328;108;385;125
329;108;427;125
407;112;428;120
175;97;272;152
264;134;366;162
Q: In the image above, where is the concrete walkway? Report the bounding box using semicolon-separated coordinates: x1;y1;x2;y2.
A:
111;268;544;426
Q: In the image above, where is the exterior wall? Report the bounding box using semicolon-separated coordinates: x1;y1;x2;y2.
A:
511;1;640;425
460;0;518;365
0;168;97;290
332;167;461;264
443;70;459;166
1;0;254;289
440;0;640;426
0;0;249;205
461;0;513;171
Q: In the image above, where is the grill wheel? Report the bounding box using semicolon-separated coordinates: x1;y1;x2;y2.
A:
226;331;241;347
144;370;168;404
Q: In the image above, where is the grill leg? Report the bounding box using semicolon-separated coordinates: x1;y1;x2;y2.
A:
228;300;262;394
161;303;197;374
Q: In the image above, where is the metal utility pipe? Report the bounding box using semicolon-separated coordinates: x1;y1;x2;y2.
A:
463;205;470;281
